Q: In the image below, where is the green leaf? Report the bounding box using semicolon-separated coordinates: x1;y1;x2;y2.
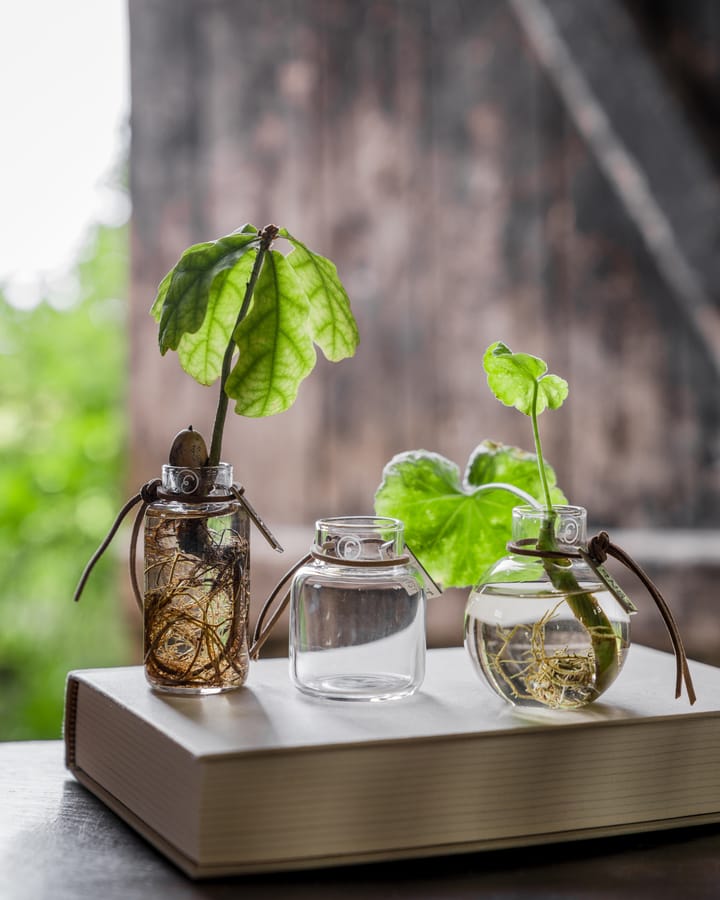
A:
374;441;567;588
154;230;259;353
225;249;316;416
281;229;359;362
466;441;565;504
536;373;568;411
483;341;568;416
150;269;173;322
176;247;258;385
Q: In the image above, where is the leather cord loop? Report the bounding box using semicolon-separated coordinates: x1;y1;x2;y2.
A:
309;551;411;567
507;537;580;560
73;485;150;605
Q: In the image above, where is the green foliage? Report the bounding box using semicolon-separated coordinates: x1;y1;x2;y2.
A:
482;342;621;687
0;223;132;740
151;225;359;421
227;250;316;416
176;245;258;386
281;229;360;362
484;341;569;512
152;230;259;355
374;342;570;589
374;441;566;588
483;341;568;417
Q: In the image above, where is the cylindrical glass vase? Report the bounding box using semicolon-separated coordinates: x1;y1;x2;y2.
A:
290;516;426;701
143;463;250;694
464;505;631;710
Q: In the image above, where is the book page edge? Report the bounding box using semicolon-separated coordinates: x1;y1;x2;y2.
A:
67;764;720;880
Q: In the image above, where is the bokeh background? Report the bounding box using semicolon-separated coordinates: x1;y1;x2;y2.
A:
2;0;719;739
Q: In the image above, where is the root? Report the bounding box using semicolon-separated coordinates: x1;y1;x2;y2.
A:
143;515;249;688
488;599;618;709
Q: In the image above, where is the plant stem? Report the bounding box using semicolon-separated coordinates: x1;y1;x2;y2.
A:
531;382;554;513
539;547;619;692
531;383;619;694
208;225;278;466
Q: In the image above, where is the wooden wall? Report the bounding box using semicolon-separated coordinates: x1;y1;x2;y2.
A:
128;0;720;656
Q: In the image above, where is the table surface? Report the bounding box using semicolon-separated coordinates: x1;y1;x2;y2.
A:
3;740;720;900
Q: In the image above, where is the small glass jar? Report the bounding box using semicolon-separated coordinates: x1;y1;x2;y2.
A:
290;516;426;701
465;505;631;710
143;463;250;694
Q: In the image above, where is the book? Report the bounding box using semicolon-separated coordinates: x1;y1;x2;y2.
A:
64;646;720;878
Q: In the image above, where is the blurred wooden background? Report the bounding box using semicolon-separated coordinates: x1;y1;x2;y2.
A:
127;0;720;661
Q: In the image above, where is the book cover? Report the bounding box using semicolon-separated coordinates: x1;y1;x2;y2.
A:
64;646;720;878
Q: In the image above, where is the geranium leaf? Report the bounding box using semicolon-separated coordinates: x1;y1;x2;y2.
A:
374;441;567;588
281;229;359;362
483;341;568;416
537;374;568;411
465;440;565;501
225;249;316;416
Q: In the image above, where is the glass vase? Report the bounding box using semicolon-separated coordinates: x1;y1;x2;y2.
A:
143;463;250;694
290;516;426;701
464;505;631;710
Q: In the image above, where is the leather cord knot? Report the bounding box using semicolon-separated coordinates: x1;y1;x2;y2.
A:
140;478;162;504
587;530;610;564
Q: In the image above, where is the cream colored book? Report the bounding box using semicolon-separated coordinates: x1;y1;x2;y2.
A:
64;646;720;878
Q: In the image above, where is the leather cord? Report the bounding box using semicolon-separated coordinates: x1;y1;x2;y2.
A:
72;480;161;606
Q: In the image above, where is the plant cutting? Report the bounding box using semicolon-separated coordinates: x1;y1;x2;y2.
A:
153;222;359;453
76;223;359;694
376;341;695;709
470;342;624;706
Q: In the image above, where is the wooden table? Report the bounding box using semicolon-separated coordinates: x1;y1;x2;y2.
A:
3;740;720;899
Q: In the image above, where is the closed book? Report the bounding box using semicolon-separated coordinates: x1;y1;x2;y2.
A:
64;646;720;878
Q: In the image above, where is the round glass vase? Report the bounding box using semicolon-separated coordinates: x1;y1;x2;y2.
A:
290;516;426;701
464;505;631;710
143;463;250;694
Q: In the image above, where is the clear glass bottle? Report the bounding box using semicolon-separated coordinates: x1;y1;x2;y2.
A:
465;505;631;710
143;463;250;694
290;516;426;701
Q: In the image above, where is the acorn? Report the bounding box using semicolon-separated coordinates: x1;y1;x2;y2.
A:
168;426;209;467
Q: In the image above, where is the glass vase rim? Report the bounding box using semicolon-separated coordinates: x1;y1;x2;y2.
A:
315;515;403;531
313;515;405;561
512;504;587;518
161;462;233;475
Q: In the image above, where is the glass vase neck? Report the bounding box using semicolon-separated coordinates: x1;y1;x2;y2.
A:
511;505;587;546
313;516;404;561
